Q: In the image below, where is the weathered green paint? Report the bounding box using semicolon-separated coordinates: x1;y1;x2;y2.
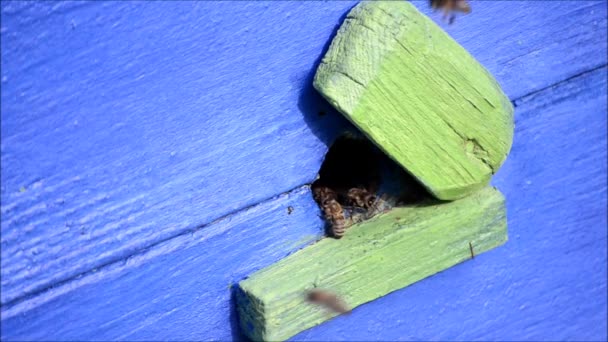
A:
314;1;514;200
237;187;508;341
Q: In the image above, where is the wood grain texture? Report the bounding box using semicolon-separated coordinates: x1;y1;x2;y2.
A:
1;1;605;307
0;1;606;340
295;66;608;342
0;1;353;306
315;1;513;200
1;66;606;341
238;187;507;341
1;186;326;341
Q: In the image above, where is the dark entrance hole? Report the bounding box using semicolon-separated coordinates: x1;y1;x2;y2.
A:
311;133;431;238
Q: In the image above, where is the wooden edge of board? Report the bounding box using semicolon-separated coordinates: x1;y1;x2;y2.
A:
313;1;514;201
236;186;508;341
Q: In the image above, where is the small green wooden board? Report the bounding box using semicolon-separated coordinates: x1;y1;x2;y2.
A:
237;187;507;341
314;1;514;200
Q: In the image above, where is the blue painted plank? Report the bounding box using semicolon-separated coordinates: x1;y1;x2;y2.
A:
0;0;356;306
1;0;606;315
294;66;608;341
1;186;325;341
2;66;606;341
438;0;608;99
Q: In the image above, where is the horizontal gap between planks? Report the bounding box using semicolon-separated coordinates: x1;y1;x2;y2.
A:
2;64;606;312
0;184;312;310
513;63;607;107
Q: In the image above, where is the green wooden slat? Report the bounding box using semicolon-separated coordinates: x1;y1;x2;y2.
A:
237;187;507;341
314;1;514;200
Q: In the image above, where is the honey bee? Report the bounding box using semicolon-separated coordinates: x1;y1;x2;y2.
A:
346;187;376;209
365;194;394;219
312;177;388;238
345;186;390;224
312;181;348;239
322;198;348;239
310;134;392;239
343;205;368;225
306;289;351;314
430;0;471;24
311;181;338;204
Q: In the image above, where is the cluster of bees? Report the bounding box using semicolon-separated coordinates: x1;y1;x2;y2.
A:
311;181;392;239
310;135;429;239
310;135;393;239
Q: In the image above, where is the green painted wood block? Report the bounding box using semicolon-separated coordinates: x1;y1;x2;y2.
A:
237;187;507;341
314;1;514;200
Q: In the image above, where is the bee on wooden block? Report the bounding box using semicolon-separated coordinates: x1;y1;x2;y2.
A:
346;187;394;223
430;0;471;24
311;181;338;204
343;204;368;225
346;187;376;209
365;194;394;219
322;198;347;239
306;289;351;314
311;134;393;239
312;181;349;238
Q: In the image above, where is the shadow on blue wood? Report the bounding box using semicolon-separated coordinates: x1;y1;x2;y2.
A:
230;285;249;341
297;6;358;149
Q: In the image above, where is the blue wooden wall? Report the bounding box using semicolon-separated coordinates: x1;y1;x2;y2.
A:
1;1;606;340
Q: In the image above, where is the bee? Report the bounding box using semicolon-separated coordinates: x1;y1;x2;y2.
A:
306;289;351;314
312;182;349;239
346;187;377;209
311;181;338;204
365;194;394;219
310;134;388;239
430;0;471;24
322;197;348;239
343;205;368;225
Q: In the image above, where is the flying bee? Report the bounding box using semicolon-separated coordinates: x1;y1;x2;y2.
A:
306;289;351;314
346;187;376;209
430;0;471;24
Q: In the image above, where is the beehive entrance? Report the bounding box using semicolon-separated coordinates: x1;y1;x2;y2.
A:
311;133;431;238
